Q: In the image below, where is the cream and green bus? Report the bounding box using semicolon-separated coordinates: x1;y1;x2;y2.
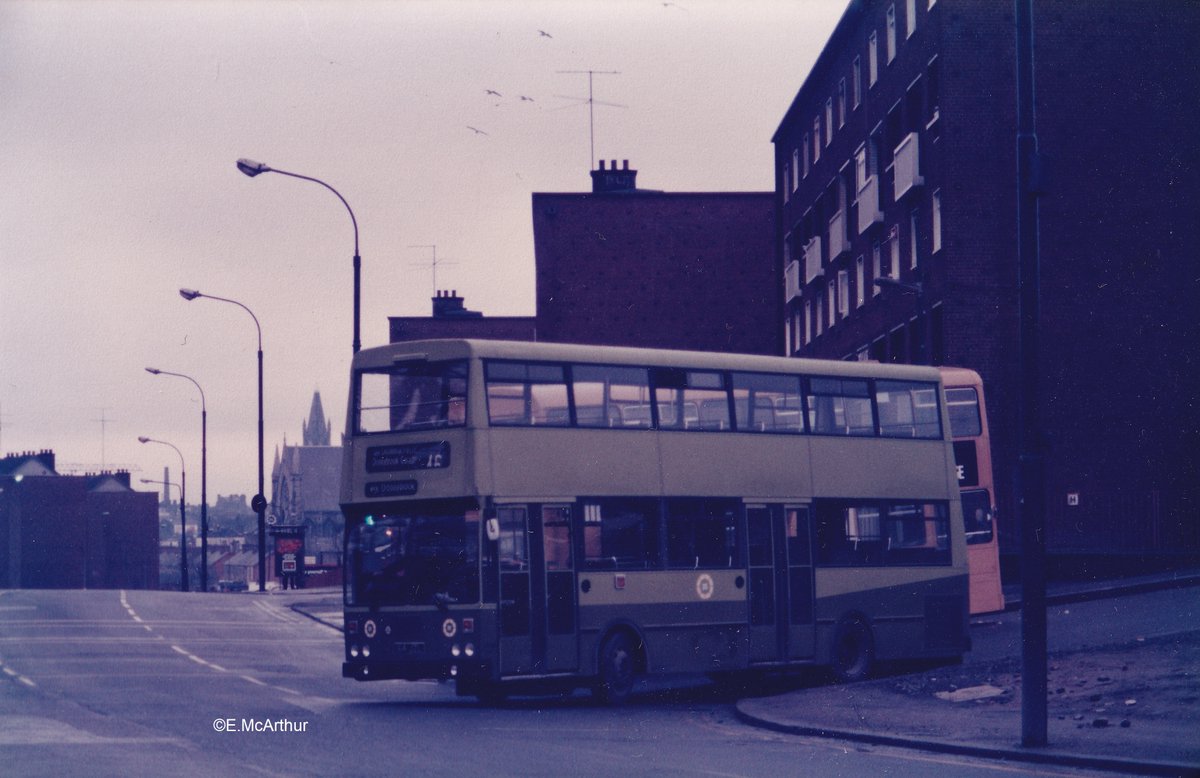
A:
341;339;970;702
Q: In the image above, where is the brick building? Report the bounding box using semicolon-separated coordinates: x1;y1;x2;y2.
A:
533;161;780;355
0;451;159;589
390;290;535;343
774;0;1199;556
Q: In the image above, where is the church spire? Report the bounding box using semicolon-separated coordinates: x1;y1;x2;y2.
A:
302;390;331;446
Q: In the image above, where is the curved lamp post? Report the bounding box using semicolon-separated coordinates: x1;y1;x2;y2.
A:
235;158;361;354
139;436;188;592
179;287;267;592
147;367;208;592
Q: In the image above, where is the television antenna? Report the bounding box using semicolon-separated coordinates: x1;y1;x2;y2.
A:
408;245;459;296
555;70;623;170
93;407;114;468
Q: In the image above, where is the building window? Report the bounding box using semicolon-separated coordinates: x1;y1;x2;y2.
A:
890;228;901;279
838;270;850;316
886;5;897;64
856;256;865;307
872;242;882;293
837;79;847;128
802;134;810;177
792;149;800;191
932;189;942;253
825;99;834;145
852;57;862;108
928;0;937;7
815;294;824;337
782;163;790;203
813;118;821;162
909;209;919;268
868;32;878;86
827;282;837;327
804;300;812;344
906;0;916;37
855;145;869;192
926;56;940;125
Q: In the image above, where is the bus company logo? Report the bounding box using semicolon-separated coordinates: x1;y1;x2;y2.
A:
442;618;457;638
363;619;377;639
696;574;714;600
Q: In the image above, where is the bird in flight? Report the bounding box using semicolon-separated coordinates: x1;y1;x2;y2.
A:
538;29;552;38
485;89;502;97
467;126;488;135
519;95;535;102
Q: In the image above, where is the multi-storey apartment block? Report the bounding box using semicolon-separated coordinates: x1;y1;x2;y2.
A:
774;0;1199;558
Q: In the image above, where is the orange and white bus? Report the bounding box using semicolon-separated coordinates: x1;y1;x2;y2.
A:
940;367;1005;614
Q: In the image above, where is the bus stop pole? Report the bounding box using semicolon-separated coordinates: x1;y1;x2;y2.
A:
1015;0;1048;748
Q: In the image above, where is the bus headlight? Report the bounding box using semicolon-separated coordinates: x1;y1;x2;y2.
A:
450;665;458;677
362;645;371;658
464;643;475;657
350;645;360;658
451;644;461;657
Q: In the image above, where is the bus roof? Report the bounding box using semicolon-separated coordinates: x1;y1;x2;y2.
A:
937;366;984;386
354;339;945;383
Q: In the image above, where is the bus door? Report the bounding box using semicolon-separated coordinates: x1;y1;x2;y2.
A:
496;504;579;675
746;504;815;663
538;505;579;672
496;505;533;674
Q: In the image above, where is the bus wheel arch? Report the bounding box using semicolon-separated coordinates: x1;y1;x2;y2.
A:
830;612;875;683
593;625;646;705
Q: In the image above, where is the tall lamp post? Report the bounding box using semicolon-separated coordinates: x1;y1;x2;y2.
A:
146;367;208;592
235;158;361;354
179;288;267;593
139;436;188;592
874;277;931;365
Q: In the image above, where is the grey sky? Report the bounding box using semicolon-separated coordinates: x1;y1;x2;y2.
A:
0;0;844;500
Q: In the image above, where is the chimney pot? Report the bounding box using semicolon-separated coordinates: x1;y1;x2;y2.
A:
622;159;629;170
611;159;617;170
598;160;606;170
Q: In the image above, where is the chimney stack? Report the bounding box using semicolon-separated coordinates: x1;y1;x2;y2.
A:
590;159;638;193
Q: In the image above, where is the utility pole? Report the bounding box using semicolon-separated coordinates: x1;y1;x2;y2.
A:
1015;0;1048;748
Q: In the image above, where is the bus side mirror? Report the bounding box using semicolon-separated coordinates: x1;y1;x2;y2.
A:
486;518;500;542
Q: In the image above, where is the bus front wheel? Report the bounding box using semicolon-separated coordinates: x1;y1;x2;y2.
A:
471;681;508;706
594;631;639;704
831;617;874;683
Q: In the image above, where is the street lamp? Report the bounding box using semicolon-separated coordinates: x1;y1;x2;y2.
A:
235;157;362;354
179;287;267;592
139;436;188;592
873;277;931;365
147;367;209;592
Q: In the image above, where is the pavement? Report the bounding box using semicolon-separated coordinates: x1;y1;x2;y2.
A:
736;568;1200;776
275;569;1200;776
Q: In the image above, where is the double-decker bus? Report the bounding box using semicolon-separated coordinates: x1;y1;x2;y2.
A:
341;340;970;702
940;367;1006;615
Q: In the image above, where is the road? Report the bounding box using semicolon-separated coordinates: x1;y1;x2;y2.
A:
3;587;1183;777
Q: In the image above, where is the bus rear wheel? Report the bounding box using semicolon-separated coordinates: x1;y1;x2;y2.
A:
831;617;874;683
594;631;639;705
